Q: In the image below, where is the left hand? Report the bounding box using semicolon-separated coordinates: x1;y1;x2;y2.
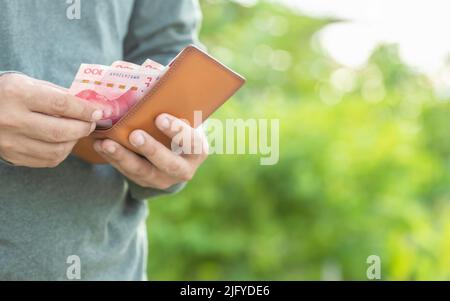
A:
93;114;209;190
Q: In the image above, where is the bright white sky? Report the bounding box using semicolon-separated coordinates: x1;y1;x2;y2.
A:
271;0;450;97
233;0;450;95
280;0;450;74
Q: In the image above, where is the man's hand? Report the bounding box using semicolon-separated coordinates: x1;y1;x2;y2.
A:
0;73;105;168
94;114;209;190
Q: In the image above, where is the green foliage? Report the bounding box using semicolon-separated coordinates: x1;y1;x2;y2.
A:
147;0;450;280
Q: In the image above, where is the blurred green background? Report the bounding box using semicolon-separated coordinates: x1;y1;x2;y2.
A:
147;0;450;280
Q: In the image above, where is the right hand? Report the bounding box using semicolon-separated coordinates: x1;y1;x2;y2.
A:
0;73;105;168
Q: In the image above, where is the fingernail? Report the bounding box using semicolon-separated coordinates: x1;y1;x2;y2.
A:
131;132;146;147
90;122;97;133
92;110;103;121
105;145;116;154
104;107;112;118
158;116;170;130
93;141;102;152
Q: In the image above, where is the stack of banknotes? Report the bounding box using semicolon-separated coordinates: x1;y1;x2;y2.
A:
69;58;167;128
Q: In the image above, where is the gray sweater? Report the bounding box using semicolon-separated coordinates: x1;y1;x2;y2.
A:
0;0;201;280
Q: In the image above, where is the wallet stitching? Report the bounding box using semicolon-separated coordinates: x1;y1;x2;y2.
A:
94;45;245;137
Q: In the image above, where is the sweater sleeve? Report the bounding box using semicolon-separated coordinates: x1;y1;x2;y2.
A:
123;0;203;65
128;181;187;201
122;0;203;200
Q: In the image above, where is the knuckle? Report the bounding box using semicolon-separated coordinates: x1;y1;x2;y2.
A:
1;79;22;99
80;103;94;120
137;171;159;188
111;147;123;160
155;181;173;190
167;161;181;174
135;179;150;188
49;127;65;142
133;165;149;177
180;169;194;182
52;143;69;160
1;81;15;97
51;95;69;114
145;143;158;157
0;114;16;129
136;176;154;188
46;158;62;168
0;138;15;153
138;167;155;184
21;90;34;103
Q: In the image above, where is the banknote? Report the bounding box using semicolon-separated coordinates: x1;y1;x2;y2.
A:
142;59;164;71
111;60;142;70
112;59;164;72
111;59;165;89
69;64;112;127
114;58;165;86
70;63;161;128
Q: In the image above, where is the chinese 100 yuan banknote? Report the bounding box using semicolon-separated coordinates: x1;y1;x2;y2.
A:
69;59;165;128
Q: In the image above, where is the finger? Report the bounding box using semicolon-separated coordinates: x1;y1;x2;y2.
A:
35;79;69;93
21;112;96;143
129;130;194;181
24;84;104;122
5;152;52;168
155;114;208;158
11;137;75;168
94;139;176;190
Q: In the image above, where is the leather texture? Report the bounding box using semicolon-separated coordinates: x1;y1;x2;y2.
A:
72;45;246;164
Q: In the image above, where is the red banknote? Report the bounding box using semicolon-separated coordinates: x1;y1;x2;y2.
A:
69;60;164;128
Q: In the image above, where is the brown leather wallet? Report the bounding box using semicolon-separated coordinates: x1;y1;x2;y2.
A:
72;45;246;164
